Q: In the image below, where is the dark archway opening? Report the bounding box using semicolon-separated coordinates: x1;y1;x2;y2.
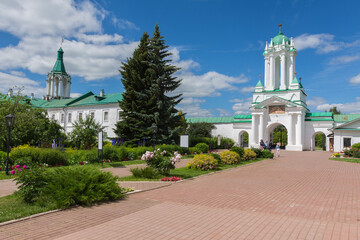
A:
270;125;288;149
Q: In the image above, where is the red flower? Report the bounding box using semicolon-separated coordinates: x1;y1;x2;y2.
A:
79;162;84;165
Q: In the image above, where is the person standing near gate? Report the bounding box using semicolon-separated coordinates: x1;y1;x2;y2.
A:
275;142;281;157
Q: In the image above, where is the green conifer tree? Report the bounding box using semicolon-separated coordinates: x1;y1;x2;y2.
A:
147;24;184;144
114;33;153;146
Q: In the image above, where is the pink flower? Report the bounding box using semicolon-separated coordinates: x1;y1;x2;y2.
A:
17;169;22;172
11;166;15;170
23;165;27;169
79;162;84;165
16;165;20;168
10;170;15;175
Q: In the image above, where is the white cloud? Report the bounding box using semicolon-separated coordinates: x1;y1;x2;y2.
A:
307;97;327;107
111;17;139;30
232;99;252;114
294;33;339;54
178;97;212;117
0;0;138;81
169;47;200;71
70;93;82;98
294;33;360;54
180;97;205;105
217;108;231;117
349;73;360;85
0;71;45;96
311;97;360;114
329;55;360;65
176;71;248;98
240;86;254;93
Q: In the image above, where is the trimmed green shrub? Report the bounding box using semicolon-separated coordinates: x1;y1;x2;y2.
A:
16;165;125;208
116;147;128;161
103;146;120;161
186;154;218;170
10;146;68;166
243;149;256;161
126;147;153;160
219;151;240;164
189;147;198;154
261;149;274;159
352;143;360;149
230;146;245;158
130;167;160;179
195;143;209;153
209;153;221;162
251;148;262;158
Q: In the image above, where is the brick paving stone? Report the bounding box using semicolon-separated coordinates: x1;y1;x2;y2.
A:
3;151;360;239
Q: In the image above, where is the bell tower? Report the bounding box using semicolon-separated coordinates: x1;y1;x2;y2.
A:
46;47;71;99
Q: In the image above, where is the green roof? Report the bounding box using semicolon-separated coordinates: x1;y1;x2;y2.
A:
306;112;333;117
187;117;234;123
271;31;290;45
52;48;66;73
30;92;123;109
333;114;360;122
234;114;252;119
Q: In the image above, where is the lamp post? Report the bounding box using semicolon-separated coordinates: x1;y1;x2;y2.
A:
152;125;158;149
5;114;15;175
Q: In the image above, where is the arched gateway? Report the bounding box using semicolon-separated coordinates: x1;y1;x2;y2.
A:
189;25;338;152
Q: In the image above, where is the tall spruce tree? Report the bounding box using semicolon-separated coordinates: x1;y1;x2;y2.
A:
147;24;184;145
114;25;184;146
114;33;153;146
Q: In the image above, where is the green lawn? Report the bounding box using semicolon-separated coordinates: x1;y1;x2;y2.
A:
0;193;57;223
329;157;360;163
118;158;267;181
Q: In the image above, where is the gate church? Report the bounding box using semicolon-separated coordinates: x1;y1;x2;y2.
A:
189;25;360;151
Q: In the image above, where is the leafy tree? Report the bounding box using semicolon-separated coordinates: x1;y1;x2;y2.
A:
185;122;215;138
69;115;103;149
315;133;325;149
329;107;341;115
115;25;184;146
272;125;287;146
0;92;64;151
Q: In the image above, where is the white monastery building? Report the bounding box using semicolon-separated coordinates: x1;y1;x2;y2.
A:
188;25;360;152
19;25;360;152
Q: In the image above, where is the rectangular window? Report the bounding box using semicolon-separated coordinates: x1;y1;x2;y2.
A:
104;111;109;122
118;110;122;121
344;138;351;148
78;112;83;121
60;114;64;123
90;111;95;119
68;113;72;123
51;114;55;121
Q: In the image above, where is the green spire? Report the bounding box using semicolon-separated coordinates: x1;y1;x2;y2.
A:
256;79;263;87
52;47;67;73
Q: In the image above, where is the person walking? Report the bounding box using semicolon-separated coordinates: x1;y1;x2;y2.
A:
275;142;281;157
260;139;265;150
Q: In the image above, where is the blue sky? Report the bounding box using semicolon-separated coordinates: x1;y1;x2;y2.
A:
0;0;360;117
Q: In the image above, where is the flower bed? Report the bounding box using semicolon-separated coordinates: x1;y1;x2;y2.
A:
161;176;181;181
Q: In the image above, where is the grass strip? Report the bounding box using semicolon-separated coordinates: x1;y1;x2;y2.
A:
0;193;57;223
329;157;360;163
0;172;15;181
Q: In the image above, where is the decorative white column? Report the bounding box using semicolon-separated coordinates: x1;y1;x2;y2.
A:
288;114;294;146
59;79;64;99
54;79;59;98
50;79;55;97
264;58;269;88
251;114;256;146
66;79;71;97
280;54;286;90
259;114;264;142
269;56;274;90
289;55;294;85
46;79;50;96
296;113;302;146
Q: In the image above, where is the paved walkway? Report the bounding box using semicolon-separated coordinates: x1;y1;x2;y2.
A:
3;151;360;239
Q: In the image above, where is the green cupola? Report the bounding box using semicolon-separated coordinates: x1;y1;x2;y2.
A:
52;47;67;73
271;24;290;45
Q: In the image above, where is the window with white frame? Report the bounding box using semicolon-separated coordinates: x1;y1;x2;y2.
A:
68;113;72;123
60;114;64;123
51;114;55;121
104;111;109;122
78;112;83;121
344;138;351;148
90;111;95;119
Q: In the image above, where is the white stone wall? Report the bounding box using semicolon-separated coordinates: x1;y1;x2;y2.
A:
333;130;360;152
304;121;333;151
47;103;121;138
211;122;251;146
